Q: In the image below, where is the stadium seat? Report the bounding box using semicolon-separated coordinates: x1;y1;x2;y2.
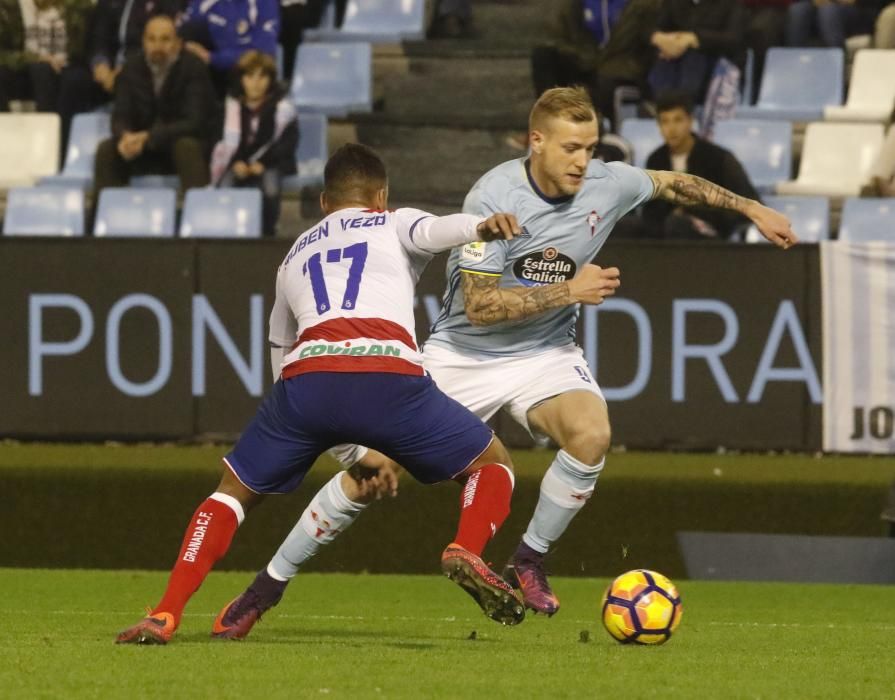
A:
837;197;895;242
0;113;60;187
736;48;844;121
745;195;830;243
740;48;754;105
290;42;372;116
39;112;111;188
775;122;884;197
283;113;328;191
179;188;262;238
305;0;425;42
619;119;662;169
712;120;792;193
2;187;85;236
93;188;176;237
825;50;895;123
130;174;180;189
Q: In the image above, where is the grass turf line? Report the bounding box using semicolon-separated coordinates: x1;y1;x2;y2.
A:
3;569;895;698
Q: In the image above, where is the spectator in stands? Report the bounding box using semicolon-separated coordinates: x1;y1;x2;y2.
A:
874;1;895;46
93;14;213;195
429;0;473;39
741;1;793;103
0;0;92;144
785;0;886;48
641;90;760;240
279;0;327;82
178;0;279;97
649;0;746;102
210;50;297;236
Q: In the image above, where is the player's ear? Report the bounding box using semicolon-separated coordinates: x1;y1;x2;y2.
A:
319;191;328;214
375;187;387;211
530;130;544;155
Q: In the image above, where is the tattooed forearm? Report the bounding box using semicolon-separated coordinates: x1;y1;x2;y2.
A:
646;170;755;215
462;272;572;326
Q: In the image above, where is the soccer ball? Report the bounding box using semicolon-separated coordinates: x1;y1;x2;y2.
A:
601;569;682;645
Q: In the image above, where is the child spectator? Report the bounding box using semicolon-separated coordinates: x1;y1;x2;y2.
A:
211;50;297;236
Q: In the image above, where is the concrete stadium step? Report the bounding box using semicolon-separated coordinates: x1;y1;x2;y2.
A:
419;0;546;52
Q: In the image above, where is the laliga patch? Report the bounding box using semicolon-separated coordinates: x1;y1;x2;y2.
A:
512;247;577;287
462;241;486;261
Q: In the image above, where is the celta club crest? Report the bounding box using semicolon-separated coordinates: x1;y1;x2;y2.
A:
587;210;602;237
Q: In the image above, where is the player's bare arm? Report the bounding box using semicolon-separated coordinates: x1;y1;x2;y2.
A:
462;264;620;326
645;169;798;249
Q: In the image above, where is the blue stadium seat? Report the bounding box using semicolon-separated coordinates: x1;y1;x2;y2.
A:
838;197;895;242
737;48;844;121
306;0;425;42
39;112;111;188
3;186;85;236
745;195;830;243
713;120;792;193
93;188;176;237
619;119;662;169
290;42;372;116
130;174;180;189
283;113;328;191
179;188;262;238
740;48;754;105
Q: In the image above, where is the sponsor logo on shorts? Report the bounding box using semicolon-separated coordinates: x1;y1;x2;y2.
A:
512;248;577;286
298;343;401;359
462;241;486;261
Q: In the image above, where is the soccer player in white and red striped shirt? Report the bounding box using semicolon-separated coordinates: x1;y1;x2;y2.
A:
116;144;527;645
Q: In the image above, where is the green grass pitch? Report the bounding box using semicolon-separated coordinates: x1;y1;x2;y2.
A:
4;568;895;698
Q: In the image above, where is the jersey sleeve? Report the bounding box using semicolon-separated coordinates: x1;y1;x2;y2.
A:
394;208;485;257
605;161;656;215
268;266;297;347
458;178;508;276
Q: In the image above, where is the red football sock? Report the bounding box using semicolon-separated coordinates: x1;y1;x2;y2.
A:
151;493;244;623
453;463;514;556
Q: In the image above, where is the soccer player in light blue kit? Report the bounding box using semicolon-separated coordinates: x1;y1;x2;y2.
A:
215;87;797;633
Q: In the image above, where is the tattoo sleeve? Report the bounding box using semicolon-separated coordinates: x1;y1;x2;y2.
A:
461;271;573;326
646;170;755;215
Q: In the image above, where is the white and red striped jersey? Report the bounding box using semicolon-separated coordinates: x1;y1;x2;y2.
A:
269;207;485;379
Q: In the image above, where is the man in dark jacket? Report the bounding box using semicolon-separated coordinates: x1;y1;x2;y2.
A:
649;0;746;102
642;90;760;240
93;14;214;194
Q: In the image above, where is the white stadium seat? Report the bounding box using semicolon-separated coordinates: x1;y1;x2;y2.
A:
825;50;895;123
0;113;60;187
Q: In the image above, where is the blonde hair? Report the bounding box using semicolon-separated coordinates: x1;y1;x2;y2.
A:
529;87;596;132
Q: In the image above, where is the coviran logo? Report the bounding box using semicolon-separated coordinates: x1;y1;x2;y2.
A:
299;343;401;359
512;248;577;286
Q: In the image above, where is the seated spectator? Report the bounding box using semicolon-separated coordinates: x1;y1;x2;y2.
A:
279;0;327;82
875;1;895;46
641;90;760;240
178;0;279;98
429;0;473;39
785;0;886;48
210;50;297;236
93;15;213;196
742;0;793;103
0;0;92;145
649;0;746;102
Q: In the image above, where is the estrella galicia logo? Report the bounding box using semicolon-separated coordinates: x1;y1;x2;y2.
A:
513;247;577;286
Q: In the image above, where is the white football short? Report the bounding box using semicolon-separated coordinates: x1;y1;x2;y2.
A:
422;343;605;436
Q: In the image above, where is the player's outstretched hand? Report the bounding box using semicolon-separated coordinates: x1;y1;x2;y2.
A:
568;264;620;306
749;201;798;249
477;213;522;241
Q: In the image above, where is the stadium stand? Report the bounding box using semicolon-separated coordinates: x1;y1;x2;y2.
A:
284;113;328;191
129;175;181;189
736;48;844;121
824;49;895;123
619;119;663;169
93;188;177;237
304;0;425;42
39;113;111;189
775;122;884;197
838;197;895;242
745;195;830;243
0;114;61;188
2;187;85;236
290;42;373;116
179;188;263;238
713;119;792;193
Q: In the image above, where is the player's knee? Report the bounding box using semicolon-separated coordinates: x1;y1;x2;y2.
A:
563;424;611;466
473;436;513;472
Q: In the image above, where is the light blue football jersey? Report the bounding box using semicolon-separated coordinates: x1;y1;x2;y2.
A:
426;157;654;357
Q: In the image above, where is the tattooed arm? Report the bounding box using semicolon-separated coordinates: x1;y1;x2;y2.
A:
462;264;620;326
645;170;798;248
